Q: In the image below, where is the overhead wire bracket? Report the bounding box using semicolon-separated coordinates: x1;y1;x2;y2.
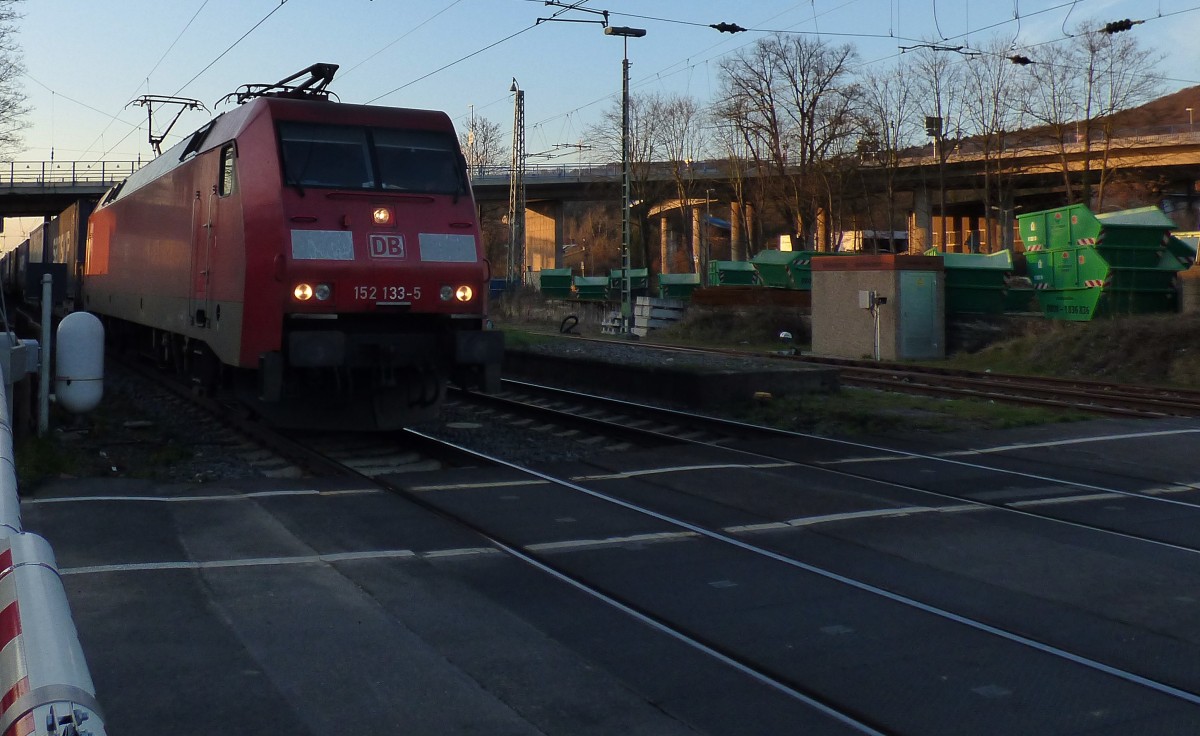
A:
127;95;208;156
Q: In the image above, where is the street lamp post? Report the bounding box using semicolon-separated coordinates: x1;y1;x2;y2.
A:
605;25;645;337
1187;107;1194;133
703;188;713;285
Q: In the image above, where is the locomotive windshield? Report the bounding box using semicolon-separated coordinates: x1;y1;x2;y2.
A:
278;122;465;194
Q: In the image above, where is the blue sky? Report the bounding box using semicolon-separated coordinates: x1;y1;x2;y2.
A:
5;0;1200;244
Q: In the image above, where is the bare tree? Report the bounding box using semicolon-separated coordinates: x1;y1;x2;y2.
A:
855;60;919;252
458;112;508;178
652;93;710;275
1021;38;1081;201
0;0;28;158
1070;22;1162;208
909;44;968;250
1022;21;1162;208
710;118;755;259
586;93;672;273
961;38;1028;251
716;33;858;250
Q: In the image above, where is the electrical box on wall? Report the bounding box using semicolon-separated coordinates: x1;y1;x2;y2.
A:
857;290;888;309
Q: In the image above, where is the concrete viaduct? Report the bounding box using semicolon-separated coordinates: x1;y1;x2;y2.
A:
466;128;1200;277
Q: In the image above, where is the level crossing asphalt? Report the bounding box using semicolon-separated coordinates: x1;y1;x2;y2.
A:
17;414;1200;735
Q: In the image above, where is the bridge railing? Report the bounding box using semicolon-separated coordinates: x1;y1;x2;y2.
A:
0;160;140;187
467;160;728;185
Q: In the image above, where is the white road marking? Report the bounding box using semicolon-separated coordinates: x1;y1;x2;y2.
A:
23;488;381;504
573;462;794;481
823;428;1200;465
61;548;417;575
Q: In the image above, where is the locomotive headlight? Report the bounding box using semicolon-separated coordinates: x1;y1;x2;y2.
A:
294;283;331;301
372;207;393;226
455;285;474;302
439;285;453;301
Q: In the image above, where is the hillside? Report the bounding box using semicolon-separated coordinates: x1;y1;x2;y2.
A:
1108;84;1200;131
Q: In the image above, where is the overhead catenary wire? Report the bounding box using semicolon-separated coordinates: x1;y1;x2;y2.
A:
97;0;296;160
366;22;542;105
339;0;466;81
170;0;293;98
77;0;212;159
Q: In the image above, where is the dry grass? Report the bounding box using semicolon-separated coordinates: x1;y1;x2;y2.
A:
950;313;1200;388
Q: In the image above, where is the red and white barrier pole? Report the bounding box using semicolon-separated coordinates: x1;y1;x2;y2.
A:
0;533;104;736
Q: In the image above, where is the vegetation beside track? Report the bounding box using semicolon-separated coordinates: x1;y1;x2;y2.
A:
943;313;1200;388
14;365;253;489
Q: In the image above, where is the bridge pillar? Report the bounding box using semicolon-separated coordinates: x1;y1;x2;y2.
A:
909;186;931;252
526;201;563;274
816;208;829;252
996;192;1015;252
660;215;670;274
740;202;755;254
692;207;703;276
730;203;746;261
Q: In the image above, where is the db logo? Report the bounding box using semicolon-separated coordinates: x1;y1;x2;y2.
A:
368;234;406;258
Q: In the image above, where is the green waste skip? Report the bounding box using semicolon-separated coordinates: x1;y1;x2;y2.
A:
924;248;1014;315
538;268;573;299
751;250;824;289
1017;204;1191;321
607;268;649;300
657;273;700;300
708;260;761;286
573;276;609;301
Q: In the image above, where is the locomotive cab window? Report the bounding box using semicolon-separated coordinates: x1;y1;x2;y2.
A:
373;129;464;194
277;122;465;194
219;143;237;196
279;122;374;189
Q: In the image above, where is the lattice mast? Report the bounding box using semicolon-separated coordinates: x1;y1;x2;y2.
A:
507;79;526;284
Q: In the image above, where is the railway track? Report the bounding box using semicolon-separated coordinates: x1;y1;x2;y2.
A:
525;333;1200;417
466;379;1200;551
792;354;1200;417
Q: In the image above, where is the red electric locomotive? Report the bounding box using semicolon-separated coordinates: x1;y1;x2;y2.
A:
83;64;501;428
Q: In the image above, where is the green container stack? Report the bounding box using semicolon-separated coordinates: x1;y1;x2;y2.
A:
537;268;574;299
1016;204;1189;321
573;276;609;301
707;260;761;286
925;249;1014;315
657;273;701;300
